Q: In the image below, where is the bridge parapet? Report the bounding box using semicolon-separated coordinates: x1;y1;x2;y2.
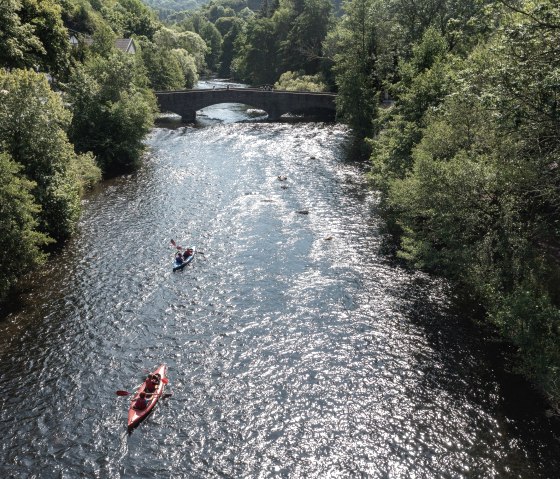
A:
155;88;337;122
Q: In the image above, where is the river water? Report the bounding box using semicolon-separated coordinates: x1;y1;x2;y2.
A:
0;83;559;478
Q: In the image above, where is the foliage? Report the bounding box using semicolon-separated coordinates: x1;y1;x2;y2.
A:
393;0;497;51
61;0;105;34
231;15;278;84
278;0;332;75
139;39;186;89
0;152;51;301
66;52;156;175
217;16;243;76
102;0;159;38
274;70;327;91
154;25;207;67
0;0;71;76
143;0;213;19
370;28;454;190
383;0;560;403
326;0;380;138
171;47;199;87
19;0;71;76
0;69;98;242
491;290;560;403
174;12;221;72
229;0;332;85
0;0;43;69
198;19;222;70
0;0;164;302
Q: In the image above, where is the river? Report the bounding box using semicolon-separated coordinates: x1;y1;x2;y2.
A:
0;81;559;478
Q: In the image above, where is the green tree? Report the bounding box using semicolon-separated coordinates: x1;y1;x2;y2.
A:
231;16;278;84
174;14;220;72
172;47;199;87
385;0;560;404
0;69;99;242
327;0;380;138
214;16;238;36
67;52;156;175
279;0;332;74
0;0;41;68
0;0;74;75
19;0;71;77
199;20;222;71
140;40;185;90
274;70;327;91
0;152;52;301
105;0;159;39
217;17;243;76
370;28;453;189
153;27;207;71
89;22;116;58
386;0;495;53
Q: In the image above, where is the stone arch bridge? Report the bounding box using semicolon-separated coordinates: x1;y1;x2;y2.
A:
155;88;337;122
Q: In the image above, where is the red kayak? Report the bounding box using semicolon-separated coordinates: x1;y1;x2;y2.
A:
127;364;167;430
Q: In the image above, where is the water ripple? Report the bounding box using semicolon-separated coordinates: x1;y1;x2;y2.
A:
0;117;558;478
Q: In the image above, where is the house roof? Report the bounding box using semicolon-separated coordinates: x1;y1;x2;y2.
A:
115;38;136;53
69;33;135;53
68;33;93;46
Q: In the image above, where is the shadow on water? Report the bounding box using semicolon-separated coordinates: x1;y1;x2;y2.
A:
394;274;560;474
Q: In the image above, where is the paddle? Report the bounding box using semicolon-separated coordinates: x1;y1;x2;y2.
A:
141;370;174;382
136;375;169;385
116;377;169;396
116;390;173;398
171;239;204;255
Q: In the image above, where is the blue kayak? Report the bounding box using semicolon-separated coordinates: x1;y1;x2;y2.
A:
173;247;196;271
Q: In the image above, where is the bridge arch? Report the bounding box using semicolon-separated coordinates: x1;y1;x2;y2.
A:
155;88;336;122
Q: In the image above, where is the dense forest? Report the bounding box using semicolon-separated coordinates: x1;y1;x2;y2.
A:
1;0;559;410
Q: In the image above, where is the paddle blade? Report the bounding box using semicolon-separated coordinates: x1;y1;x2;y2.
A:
116;390;130;396
170;239;176;246
162;377;169;384
162;393;173;399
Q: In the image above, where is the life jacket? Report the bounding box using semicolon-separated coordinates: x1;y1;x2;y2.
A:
134;397;148;410
145;379;157;393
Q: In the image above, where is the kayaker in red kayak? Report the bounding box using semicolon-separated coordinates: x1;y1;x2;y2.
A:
128;364;167;430
145;373;160;394
133;392;148;410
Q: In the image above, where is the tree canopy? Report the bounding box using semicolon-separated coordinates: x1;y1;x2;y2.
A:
365;0;560;405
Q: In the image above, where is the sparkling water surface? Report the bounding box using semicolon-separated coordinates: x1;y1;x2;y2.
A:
0;81;559;478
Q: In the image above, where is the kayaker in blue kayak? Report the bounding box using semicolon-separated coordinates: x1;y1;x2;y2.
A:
175;252;183;265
